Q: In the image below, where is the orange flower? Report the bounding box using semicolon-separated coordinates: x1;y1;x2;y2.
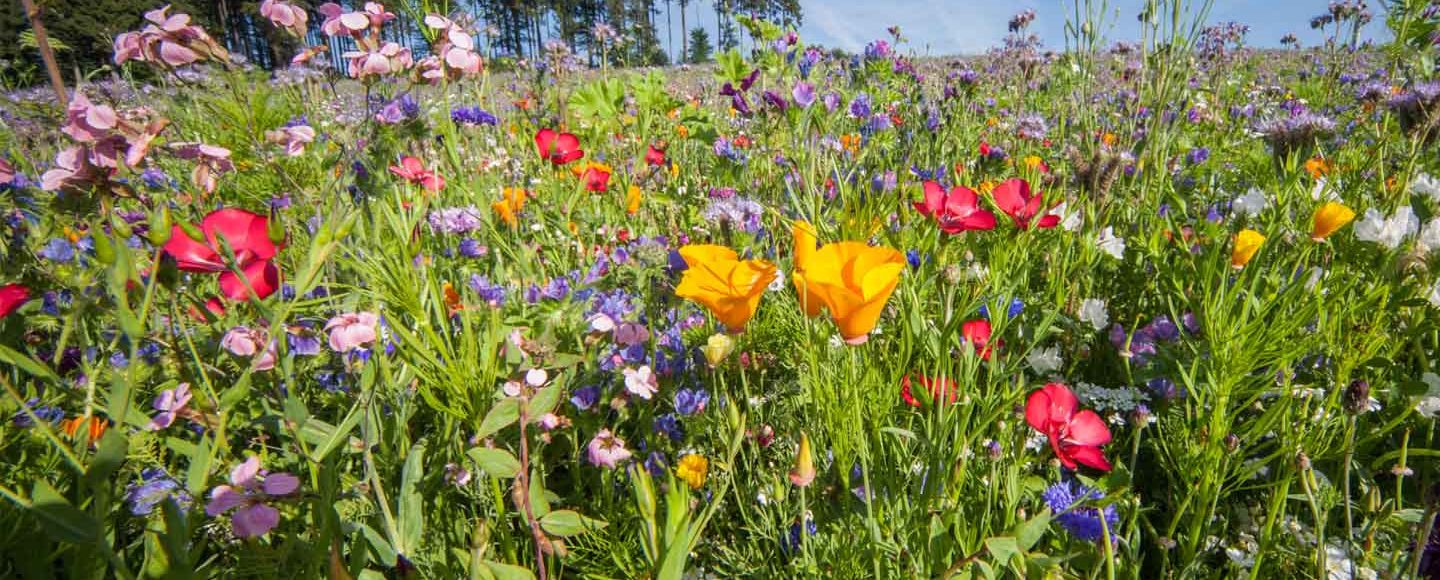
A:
443;282;463;315
791;220;823;317
62;416;109;446
674;245;777;333
1305;157;1331;179
1311;202;1356;241
626;184;642;215
793;235;905;345
1100;132;1117;146
491;187;526;227
1231;229;1265;269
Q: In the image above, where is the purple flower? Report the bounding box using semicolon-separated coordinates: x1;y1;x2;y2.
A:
702;196;764;233
451;106;498;127
126;468;192;516
792;82;816;108
468;275;507;307
147;383;192;431
427;206;484;235
586;429;632;468
205;456;300;537
1042;480;1119;543
457;238;488;258
674;388;709;415
653;413;685;442
849;93;872;118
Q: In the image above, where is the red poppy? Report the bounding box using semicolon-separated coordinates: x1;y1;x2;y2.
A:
1025;383;1113;471
901;375;958;408
535;128;584;165
644;143;666;167
915;181;997;234
388;156;445;192
581;163;612;192
0;283;30;319
163;209;283;301
978;141;992;157
991;178;1059;229
961;319;999;360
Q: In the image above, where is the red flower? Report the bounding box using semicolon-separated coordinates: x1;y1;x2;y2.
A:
991;178;1059;229
581;163;612;192
535;128;584;165
0;283;31;319
1025;383;1113;471
388;156;445;192
900;375;958;408
915;181;997;234
978;141;992;157
163;208;282;302
644;144;666;167
961;319;999;360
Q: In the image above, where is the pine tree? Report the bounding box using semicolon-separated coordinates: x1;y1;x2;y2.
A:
686;27;712;64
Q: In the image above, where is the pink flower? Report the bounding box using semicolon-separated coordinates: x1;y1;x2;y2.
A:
1024;383;1113;471
586;429;632;468
622;365;658;400
343;42;412;79
61;93;118;143
914;181;997;234
388;156;445;192
220;327;278;371
206;456;300;538
264;125;316;157
325;312;379;352
418;14;482;81
112;5;229;68
173;143;234;194
41;147;105;192
259;0;309;38
148;383;193;430
992;178;1060;229
0;159;13;186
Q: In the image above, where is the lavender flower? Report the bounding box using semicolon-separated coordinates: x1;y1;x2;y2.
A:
702;196;764;233
427;206;484;235
126;468;193;516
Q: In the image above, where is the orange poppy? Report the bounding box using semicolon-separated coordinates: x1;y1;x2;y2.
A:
674;245;777;333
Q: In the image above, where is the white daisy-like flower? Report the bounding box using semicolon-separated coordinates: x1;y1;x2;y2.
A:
1078;298;1109;331
1025;345;1063;374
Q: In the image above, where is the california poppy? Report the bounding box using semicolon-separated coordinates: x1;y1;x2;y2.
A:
579;162;612;192
0;283;30;319
901;375;958;408
626;185;642;215
1231;229;1265;269
791;220;823;317
62;415;110;446
992;178;1060;229
915;181;997;234
388;156;445;192
535;128;584;165
491;187;526;227
1025;383;1112;471
163;208;282;301
793;238;905;345
674;245;777;333
1311;203;1355;242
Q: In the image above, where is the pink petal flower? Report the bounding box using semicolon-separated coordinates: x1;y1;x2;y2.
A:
231;503;281;537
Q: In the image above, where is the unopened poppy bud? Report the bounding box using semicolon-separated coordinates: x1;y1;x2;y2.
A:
90;227;116;265
1343;380;1371;414
789;432;815;487
148;207;172;246
268;211;286;245
942;264;963;284
703;334;734;367
178;220;206;244
111;217;133;239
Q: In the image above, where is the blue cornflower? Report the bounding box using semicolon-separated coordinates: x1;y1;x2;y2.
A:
37;237;76;262
674;388;710;416
1041;480;1119;543
653;413;685;443
570;385;600;411
125;468;192;516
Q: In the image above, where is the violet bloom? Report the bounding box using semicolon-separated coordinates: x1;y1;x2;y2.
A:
206;456;300;538
126;468;192;516
674;388;709;415
221;326;265;357
325;312;379;352
1042;479;1119;543
586;428;632;468
792;82;816;108
147;383;192;431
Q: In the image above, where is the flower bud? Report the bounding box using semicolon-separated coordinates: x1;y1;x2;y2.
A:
148;207;172;246
789;432;815;487
703;333;734;367
1224;433;1240;452
1343;380;1371;414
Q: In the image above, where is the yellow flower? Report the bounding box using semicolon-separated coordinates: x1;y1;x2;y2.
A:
674;245;777;332
789;432;815;487
978;180;997;195
794;239;905;345
1231;229;1266;269
791;220;823;317
1024;155;1044;170
675;454;709;490
702;333;734;367
626;184;642;215
491;187;526;227
1311;202;1356;241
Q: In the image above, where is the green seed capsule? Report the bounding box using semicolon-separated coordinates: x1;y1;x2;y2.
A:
91;226;116;265
148;208;173;246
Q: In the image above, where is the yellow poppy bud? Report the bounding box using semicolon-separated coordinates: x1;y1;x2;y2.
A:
1231;229;1266;269
702;334;734;367
1311;202;1355;241
789;433;815;487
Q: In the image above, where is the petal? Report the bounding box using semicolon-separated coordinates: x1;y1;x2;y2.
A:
230;456;262;486
534;128;556;157
218;260;281;302
232;503;281;537
1039;383;1078;424
262;473;300;495
1063;444;1113;472
202;208;278;263
205;485;245;516
990;178;1029;217
918;181;945;215
1064;410;1113;446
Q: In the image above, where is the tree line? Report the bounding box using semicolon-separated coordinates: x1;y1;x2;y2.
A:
0;0;802;86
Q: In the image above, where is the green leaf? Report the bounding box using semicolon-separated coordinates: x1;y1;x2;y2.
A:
84;429;128;487
30;480;100;544
186;437;213;495
0;344;60;383
359;523;397;567
310;401;364;462
538;510;607;538
526;384;563;420
467;447;521;479
482;560;536;580
528;468;550;518
476;398;520;440
1013;509;1052;551
984;536;1021;567
397;442;426;555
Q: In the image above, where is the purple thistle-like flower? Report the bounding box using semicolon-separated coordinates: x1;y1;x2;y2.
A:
1042;480;1119;543
702;196;764;233
428;206;485;235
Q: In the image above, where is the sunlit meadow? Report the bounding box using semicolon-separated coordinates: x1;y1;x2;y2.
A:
1;0;1440;578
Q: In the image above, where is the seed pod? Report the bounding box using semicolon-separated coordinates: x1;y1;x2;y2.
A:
1343;380;1371;414
148;207;172;246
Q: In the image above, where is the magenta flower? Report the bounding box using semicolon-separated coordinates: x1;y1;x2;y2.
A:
147;383;193;431
206;456;300;538
220;327;278;371
112;5;229;68
259;0;309;38
173;143;234;194
586;429;633;468
325;312;379;352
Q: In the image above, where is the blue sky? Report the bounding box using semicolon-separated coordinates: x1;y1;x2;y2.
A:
651;1;1390;59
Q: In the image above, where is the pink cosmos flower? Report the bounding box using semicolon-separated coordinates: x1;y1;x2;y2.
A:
586;429;632;468
622;365;658;400
325;312;379;352
259;0;309;38
147;383;193;430
206;456;300;537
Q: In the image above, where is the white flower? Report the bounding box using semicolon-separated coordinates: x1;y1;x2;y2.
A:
1096;226;1126;259
1232;187;1269;217
1051;201;1082;231
1310;178;1338;201
622;365;658;400
1079;298;1109;331
588;313;616;333
768;269;787;292
1305;267;1326;292
1026;345;1063;374
1354;206;1418;249
1412;173;1440;202
1418;372;1440;418
1420;218;1440;253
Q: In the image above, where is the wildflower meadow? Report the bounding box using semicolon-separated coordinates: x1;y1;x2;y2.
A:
3;0;1440;578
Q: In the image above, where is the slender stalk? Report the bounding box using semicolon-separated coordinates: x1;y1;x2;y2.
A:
19;0;67;108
